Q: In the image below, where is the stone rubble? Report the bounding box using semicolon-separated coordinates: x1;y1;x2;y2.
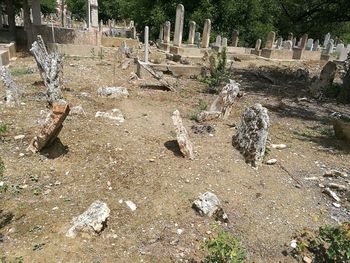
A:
95;109;125;123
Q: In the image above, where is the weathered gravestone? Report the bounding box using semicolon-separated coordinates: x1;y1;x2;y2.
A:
188;21;196;45
232;103;270;168
202;19;211;48
172;110;194;160
0;66;20;107
310;61;337;98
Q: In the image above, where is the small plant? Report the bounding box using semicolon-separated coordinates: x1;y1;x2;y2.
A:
10;66;33;77
203;226;246;263
0;157;4;178
0;124;7;134
294;222;350;262
188;99;208;121
1;256;24;263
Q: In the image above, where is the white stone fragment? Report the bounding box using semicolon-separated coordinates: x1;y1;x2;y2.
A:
125;200;137;211
172;110;194;160
97;87;129;98
192;192;228;221
271;144;287;149
266;159;277;165
95;109;125;123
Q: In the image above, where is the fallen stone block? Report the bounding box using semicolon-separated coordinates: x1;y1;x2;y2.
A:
95;109;125;123
66;200;110;238
27;100;70;153
192;192;228;222
233;103;270;168
97;87;129;98
172;110;194;159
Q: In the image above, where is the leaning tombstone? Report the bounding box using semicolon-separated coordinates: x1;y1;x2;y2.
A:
172;110;194;160
0;66;20;107
310;61;337;98
232;104;270;168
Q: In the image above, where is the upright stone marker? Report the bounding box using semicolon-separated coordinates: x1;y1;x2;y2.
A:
326;41;334;55
324;33;331;48
173;4;184;47
336;44;345;54
292;37;297;47
195;32;201;48
90;0;99;28
306;39;314;50
144;26;149;63
283;40;292;50
215;35;222;47
300;34;308;50
255;39;261;50
163;21;171;44
287;32;293;41
158;25;164;43
313;39;319;51
265;31;275;49
188;21;196;45
222;38;228;48
232;30;239;47
202;19;211;48
276;37;283;49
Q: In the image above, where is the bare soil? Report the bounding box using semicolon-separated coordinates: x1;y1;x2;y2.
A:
1;50;349;263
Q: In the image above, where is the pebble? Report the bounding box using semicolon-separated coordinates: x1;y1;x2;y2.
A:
19;153;24;157
176;229;184;235
332;202;341;208
271;144;287;149
266;159;277;165
125;200;137;211
14;135;25;140
290;239;297;249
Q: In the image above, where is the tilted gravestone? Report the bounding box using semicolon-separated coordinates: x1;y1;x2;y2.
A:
232;104;270;168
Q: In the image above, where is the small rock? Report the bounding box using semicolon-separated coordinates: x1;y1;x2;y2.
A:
192;192;228;222
323;188;341;202
19;153;25;157
303;256;312;263
95;109;125;123
125;200;137;211
271;144;287;149
70;105;86;116
176;229;184;235
14;135;25;140
332;202;341;208
323;169;348;178
191;124;215;135
97;87;129;98
266;159;277;165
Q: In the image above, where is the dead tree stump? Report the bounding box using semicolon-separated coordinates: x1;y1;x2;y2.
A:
0;66;20;107
30;35;63;105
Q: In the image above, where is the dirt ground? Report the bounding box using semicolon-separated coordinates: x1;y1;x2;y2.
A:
1;48;350;263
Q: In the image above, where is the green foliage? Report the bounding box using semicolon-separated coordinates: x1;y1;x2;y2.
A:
0;124;7;134
295;222;350;263
188;99;208;121
10;66;33;77
203;226;246;263
38;0;57;15
1;256;23;263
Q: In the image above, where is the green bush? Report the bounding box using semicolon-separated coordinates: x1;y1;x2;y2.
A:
203;226;246;263
295;222;350;263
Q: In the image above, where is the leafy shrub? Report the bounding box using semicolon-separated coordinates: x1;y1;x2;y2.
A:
203;226;246;263
295;222;350;263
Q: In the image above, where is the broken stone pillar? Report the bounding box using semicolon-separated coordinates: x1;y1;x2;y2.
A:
232;103;270;168
144;26;149;63
188;21;196;45
287;32;293;41
27;100;70;153
173;4;184;47
172;110;194;160
310;61;337;97
158;25;164;43
31;0;41;25
255;39;261;50
232;30;239;47
163;21;171;44
30;35;64;105
0;66;20;107
202;19;211;48
195;32;201;47
265;31;275;49
300;33;308;50
90;0;99;29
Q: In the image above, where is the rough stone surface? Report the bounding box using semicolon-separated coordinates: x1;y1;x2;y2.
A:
331;112;350;143
66;200;110;238
172;110;194;160
310;61;337;98
95;109;125;123
70;105;86;116
97;87;129;98
196;111;221;123
27;100;70;153
0;66;19;106
191;124;215;134
233;103;270;168
192;192;228;222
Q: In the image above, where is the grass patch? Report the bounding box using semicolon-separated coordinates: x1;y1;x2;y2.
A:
188;99;208;121
10;66;33;77
0;124;7;134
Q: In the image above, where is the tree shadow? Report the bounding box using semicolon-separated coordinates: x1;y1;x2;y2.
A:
164;140;183;157
0;210;14;229
40;138;69;159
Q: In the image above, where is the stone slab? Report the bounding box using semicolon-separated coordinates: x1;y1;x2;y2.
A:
226;47;252;54
261;48;293;60
151;63;202;78
0;50;9;66
0;42;16;59
169;45;209;57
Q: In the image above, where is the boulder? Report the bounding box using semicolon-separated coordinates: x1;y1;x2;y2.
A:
233;103;269;168
192;192;228;222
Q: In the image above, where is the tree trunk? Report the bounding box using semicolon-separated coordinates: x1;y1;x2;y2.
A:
23;0;34;48
5;0;16;40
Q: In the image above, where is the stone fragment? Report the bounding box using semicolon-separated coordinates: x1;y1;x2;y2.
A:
271;143;287;149
66;200;110;238
172;110;194;160
266;159;277;165
323;188;341;202
14;135;25;140
27;100;70;153
323;169;348;178
233;104;270;168
97;87;129;98
95;109;125;123
191;124;215;134
310;61;337;98
0;66;20;107
192;192;228;222
70;105;86;116
197;111;221;123
125;200;137;211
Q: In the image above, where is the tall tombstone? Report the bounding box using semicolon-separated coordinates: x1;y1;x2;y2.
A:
306;39;314;51
129;20;134;28
265;31;275;49
292;37;297;47
144;26;149;63
255;39;261;50
90;0;99;28
324;33;331;48
336;43;345;54
158;25;164;43
276;37;283;49
215;35;222;47
195;32;201;48
326;41;334;55
232;30;239;47
173;4;184;47
222;38;228;48
202;19;211;48
131;26;136;39
300;34;308;50
31;0;41;25
287;32;293;41
312;39;319;51
283;40;292;50
163;21;171;44
188;21;196;45
339;47;348;61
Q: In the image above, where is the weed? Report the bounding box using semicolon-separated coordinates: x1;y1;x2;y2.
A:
295;222;350;262
0;157;4;178
0;124;7;134
1;256;24;263
188;99;208;121
10;66;33;77
203;226;246;263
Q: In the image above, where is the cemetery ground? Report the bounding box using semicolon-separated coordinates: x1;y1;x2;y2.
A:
1;50;350;262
